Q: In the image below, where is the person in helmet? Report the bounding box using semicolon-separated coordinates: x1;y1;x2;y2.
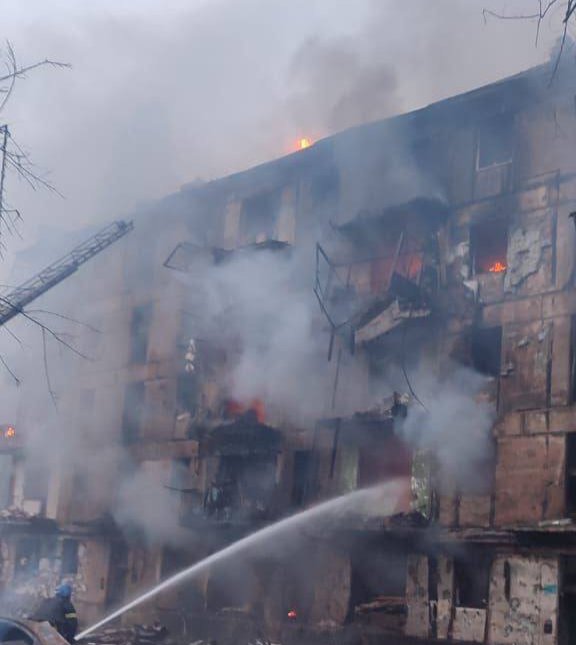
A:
29;583;78;643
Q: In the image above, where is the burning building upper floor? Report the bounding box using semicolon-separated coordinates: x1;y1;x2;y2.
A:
3;61;576;643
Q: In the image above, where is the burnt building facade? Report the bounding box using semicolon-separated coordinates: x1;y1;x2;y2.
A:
1;62;576;645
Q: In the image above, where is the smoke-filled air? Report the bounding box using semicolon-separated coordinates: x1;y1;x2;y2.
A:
0;2;571;645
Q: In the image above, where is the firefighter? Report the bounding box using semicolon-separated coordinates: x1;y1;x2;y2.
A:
29;583;78;643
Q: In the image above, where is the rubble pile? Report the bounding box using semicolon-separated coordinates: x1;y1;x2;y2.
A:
79;624;174;645
0;506;35;520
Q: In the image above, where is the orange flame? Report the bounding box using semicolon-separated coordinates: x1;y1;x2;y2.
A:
287;610;297;619
488;261;507;273
297;137;312;150
4;426;15;438
225;399;265;423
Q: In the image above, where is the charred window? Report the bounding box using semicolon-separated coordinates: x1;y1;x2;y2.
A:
14;538;40;579
240;190;281;242
122;381;146;444
477;114;514;169
470;218;508;275
348;547;407;620
61;539;79;575
291;450;315;507
454;553;491;608
130;303;153;364
566;433;576;516
471;327;502;378
206;559;258;613
23;458;49;515
176;372;199;417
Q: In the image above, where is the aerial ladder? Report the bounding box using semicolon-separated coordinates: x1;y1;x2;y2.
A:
0;220;133;327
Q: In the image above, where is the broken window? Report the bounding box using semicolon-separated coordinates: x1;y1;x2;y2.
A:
205;454;277;521
240;190;281;243
561;557;576;644
566;433;576;516
176;372;199;417
470;218;508;275
348;547;407;623
23;458;49;515
206;558;258;613
291;450;315;507
477;114;514;169
14;538;41;580
61;539;79;575
454;553;491;608
122;381;146;444
129;303;153;364
471;327;502;378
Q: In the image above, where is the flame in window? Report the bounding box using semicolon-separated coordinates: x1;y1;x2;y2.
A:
488;261;507;273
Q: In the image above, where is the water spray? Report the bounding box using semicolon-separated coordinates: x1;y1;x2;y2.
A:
78;479;406;639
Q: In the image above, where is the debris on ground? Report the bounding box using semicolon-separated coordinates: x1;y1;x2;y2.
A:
78;623;172;645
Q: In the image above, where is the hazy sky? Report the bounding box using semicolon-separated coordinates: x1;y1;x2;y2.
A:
0;0;571;264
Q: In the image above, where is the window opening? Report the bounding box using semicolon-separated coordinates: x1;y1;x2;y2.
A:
477;114;514;169
454;553;491;608
471;327;502;378
470;218;508;275
122;381;146;444
61;539;79;575
566;433;576;516
240;190;281;243
291;450;314;507
130;303;153;364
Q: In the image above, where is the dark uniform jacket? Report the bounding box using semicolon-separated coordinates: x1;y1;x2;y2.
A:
29;596;78;643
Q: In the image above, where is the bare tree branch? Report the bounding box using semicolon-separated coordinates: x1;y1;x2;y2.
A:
0;42;69;252
42;328;58;408
483;1;576;83
3;324;25;349
25;309;102;334
0;295;93;360
0;351;20;386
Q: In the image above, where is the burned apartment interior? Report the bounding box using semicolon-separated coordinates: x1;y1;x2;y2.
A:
0;60;576;645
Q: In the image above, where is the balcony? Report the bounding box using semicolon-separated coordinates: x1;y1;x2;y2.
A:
314;198;448;353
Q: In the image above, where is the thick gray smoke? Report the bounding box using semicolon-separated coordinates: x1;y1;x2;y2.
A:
0;0;563;274
397;367;496;492
180;243;375;426
0;0;565;546
288;35;399;133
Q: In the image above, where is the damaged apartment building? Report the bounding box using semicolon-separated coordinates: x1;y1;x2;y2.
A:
2;59;576;645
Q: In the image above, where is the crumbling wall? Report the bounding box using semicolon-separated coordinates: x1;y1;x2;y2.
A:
488;556;558;645
405;555;428;638
495;435;564;526
308;546;350;629
500;320;551;414
75;539;111;627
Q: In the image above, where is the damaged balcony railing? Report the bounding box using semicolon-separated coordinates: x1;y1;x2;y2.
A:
314;198;447;358
314;238;432;359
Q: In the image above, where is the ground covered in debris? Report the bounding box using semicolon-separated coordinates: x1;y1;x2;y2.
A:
78;624;178;645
